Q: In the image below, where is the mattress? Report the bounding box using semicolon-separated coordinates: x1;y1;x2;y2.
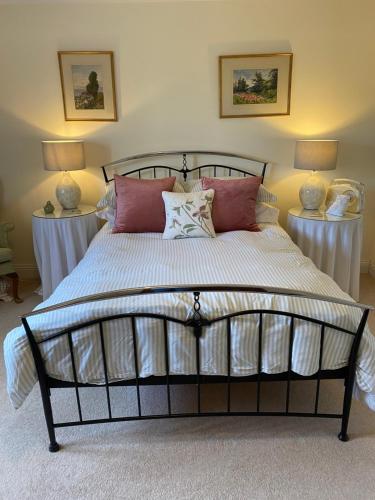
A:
4;223;375;410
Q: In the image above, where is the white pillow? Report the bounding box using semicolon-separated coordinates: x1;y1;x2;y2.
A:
96;206;115;225
98;197;279;227
162;190;216;239
96;183;116;211
183;177;277;204
255;202;279;224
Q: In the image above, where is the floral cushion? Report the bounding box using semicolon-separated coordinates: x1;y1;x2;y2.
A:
162;190;216;239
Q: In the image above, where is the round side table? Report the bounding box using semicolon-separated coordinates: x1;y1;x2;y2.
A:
32;205;98;300
287;207;362;301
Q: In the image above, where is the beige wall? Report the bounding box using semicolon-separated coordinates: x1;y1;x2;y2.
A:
0;0;374;276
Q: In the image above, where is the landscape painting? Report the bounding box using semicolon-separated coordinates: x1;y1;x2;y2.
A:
233;68;278;105
219;53;293;118
72;65;104;110
58;51;117;121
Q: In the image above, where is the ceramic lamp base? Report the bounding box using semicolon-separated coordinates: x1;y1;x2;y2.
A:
299;172;326;210
56;171;81;210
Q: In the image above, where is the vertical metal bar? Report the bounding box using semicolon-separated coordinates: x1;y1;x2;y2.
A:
99;322;112;419
339;309;370;441
257;313;263;412
314;325;325;414
285;317;294;414
131;317;142;417
169;167;171;177
195;328;201;413
22;317;60;452
153;167;156;178
228;168;232;177
138;170;141;179
214;165;217;177
163;319;171;415
67;332;83;422
227;318;231;413
261;162;267;183
101;166;109;183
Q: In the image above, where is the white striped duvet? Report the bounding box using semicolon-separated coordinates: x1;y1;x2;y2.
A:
4;223;375;410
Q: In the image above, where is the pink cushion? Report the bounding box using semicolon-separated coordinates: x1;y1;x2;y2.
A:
202;176;262;232
113;175;176;233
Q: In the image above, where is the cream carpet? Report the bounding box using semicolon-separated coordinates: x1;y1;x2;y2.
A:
1;278;375;500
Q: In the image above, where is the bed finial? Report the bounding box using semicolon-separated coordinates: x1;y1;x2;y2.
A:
186;291;210;338
182;153;188;181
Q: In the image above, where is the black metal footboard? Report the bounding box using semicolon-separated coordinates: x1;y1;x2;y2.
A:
21;285;371;452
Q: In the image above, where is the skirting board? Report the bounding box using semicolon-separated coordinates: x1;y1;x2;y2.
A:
361;261;370;274
15;265;40;281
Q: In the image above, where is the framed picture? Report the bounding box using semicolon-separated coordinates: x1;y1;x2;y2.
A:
219;53;293;118
58;51;117;121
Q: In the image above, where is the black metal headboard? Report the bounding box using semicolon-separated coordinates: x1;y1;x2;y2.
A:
101;150;268;184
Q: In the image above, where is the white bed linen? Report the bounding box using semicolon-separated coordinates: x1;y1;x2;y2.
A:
4;223;375;410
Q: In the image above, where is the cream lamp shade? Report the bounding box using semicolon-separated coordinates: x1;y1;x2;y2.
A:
294;140;338;210
294;140;338;172
42;140;86;171
42;140;86;210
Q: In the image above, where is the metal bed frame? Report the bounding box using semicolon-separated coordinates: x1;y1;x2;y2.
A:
100;149;268;183
21;151;372;451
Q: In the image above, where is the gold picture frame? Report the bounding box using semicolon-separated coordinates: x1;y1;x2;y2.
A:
58;51;117;121
219;53;293;118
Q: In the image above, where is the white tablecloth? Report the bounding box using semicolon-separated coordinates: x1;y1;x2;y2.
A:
32;212;98;300
287;214;362;301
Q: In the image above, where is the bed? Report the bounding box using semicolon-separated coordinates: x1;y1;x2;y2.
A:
4;150;374;452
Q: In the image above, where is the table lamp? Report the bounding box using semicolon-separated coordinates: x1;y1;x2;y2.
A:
294;140;338;210
42;140;86;210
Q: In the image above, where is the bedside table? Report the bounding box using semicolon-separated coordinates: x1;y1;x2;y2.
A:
287;207;362;301
32;205;98;300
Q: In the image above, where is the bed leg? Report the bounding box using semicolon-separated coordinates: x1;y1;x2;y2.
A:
338;309;369;443
338;379;353;442
22;317;61;452
338;431;349;442
6;272;22;303
45;408;60;452
338;399;351;442
43;395;60;452
39;380;60;452
44;404;60;452
49;441;60;453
